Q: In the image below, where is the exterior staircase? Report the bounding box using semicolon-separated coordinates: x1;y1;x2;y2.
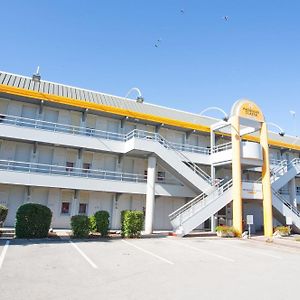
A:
272;189;300;233
169;180;233;236
125;130;216;193
272;158;300;191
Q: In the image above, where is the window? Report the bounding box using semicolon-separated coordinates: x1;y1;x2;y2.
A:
66;162;74;172
61;202;70;214
83;163;91;173
157;171;165;181
79;203;87;214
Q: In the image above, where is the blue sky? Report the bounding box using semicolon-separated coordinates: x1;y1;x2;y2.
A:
0;0;300;135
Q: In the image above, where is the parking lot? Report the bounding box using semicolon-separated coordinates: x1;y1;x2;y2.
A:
1;236;300;300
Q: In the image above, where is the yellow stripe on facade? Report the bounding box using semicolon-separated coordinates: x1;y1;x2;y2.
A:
0;84;299;151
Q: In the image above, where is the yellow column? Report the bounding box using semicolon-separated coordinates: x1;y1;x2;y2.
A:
231;116;243;236
260;122;273;237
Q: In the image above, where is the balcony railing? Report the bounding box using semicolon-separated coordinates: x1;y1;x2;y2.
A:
0;114;210;155
0;159;180;185
211;142;232;153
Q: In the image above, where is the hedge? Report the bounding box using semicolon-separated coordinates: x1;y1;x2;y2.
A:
15;203;52;238
94;210;110;237
89;215;97;233
0;205;8;226
71;215;90;238
121;210;144;238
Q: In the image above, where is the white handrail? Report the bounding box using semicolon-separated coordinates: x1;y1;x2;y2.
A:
125;129;213;185
273;188;300;217
0;114;210;155
169;179;233;221
0;159;181;185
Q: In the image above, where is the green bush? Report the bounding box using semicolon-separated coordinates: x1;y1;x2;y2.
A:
15;203;52;238
121;210;144;238
94;210;110;237
0;205;8;226
89;215;97;233
71;215;90;238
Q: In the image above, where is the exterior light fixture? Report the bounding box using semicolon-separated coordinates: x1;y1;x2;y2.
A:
125;87;144;103
200;106;229;121
267;122;285;137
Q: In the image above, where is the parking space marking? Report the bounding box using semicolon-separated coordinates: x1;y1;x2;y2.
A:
0;241;10;269
122;240;174;265
171;240;235;262
69;241;98;269
210;240;282;260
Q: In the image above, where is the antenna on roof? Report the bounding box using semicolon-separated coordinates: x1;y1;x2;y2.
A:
32;66;41;83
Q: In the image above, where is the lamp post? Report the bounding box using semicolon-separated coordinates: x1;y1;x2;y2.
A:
125;87;144;103
200;106;229;121
266;122;285;137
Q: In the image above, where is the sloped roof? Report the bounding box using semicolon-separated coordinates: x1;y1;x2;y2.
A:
0;70;299;151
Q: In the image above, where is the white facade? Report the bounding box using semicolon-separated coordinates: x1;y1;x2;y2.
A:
0;72;300;232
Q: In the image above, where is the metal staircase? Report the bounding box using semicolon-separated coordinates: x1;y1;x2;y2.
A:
272;158;300;191
125;130;216;192
169;180;233;236
272;189;300;232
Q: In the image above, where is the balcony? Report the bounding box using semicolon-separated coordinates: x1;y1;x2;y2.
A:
0;159;195;197
0;114;210;163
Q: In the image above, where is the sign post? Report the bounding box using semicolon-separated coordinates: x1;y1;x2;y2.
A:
246;215;254;238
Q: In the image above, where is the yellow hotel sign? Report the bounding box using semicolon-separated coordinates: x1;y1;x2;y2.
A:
238;102;264;122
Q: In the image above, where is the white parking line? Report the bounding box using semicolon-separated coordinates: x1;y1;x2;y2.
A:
122;240;174;265
0;241;10;269
211;240;282;260
172;240;235;262
69;241;98;269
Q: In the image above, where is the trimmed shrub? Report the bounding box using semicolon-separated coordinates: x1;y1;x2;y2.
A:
94;210;110;237
89;215;97;233
121;210;144;238
274;226;291;236
215;225;237;237
0;205;8;227
15;203;52;238
71;215;90;238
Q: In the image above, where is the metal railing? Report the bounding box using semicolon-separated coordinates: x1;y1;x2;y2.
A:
0;159;179;185
169;179;233;221
211;142;232;153
125;129;213;185
0;114;125;141
0;114;210;155
273;188;300;218
270;158;300;183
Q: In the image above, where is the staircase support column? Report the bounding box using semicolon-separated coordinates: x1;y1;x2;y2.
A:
145;155;157;234
231;115;243;236
211;214;217;232
289;178;297;209
260;122;273;238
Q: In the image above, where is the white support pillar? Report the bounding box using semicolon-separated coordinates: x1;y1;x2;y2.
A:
75;149;83;169
211;214;217;232
210;127;216;232
289;178;297;208
71;190;79;216
145;155;157;234
111;193;120;230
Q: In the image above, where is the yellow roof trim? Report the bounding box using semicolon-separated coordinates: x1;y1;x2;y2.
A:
0;84;300;151
0;84;211;133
